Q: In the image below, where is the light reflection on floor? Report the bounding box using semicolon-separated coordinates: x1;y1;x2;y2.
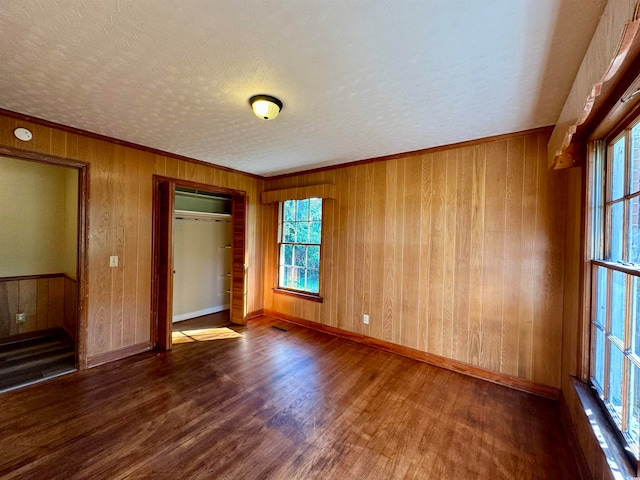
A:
172;327;243;344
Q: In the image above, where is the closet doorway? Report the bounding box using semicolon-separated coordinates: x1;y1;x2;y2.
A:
172;187;232;335
151;177;247;350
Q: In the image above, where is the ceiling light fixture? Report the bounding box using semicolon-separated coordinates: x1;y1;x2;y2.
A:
249;95;283;120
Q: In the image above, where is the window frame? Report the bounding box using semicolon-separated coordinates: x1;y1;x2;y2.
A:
274;198;324;302
588;114;640;466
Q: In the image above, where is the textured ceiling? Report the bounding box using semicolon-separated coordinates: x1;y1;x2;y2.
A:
0;1;606;177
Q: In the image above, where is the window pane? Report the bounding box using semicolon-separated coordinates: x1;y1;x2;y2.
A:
609;344;624;426
296;199;310;221
294;245;307;267
280;244;293;267
631;123;640;194
293;267;305;289
630;195;640;264
283;222;296;242
309;221;322;244
611;271;626;341
296;222;309;243
283;200;296;221
310;198;322;220
628;361;639;452
306;269;319;294
609;202;624;261
595;267;607;328
593;326;606;392
279;266;293;289
307;246;320;270
611;136;625;201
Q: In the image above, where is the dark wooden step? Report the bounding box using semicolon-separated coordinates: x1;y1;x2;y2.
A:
0;331;75;393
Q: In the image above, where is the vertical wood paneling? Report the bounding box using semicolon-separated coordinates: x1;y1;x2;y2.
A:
0;283;10;337
393;158;406;345
135;154;154;344
121;148;139;346
36;278;49;331
6;282;19;336
362;164;373;338
353;164;366;334
382;160;397;342
262;129;566;388
0;112;262;362
417;156;433;352
481;140;508;373
518;135;539;379
110;147;126;350
441;150;457;358
48;277;64;328
0;275;69;340
18;279;37;333
468;144;486;366
401;158;421;349
428;152;446;356
453;148;472;363
502;138;525;376
369;163;386;340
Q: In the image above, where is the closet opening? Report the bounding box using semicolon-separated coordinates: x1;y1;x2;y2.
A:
172;188;232;341
151;177;247;350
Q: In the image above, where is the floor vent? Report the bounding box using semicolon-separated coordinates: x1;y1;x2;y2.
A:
271;326;288;332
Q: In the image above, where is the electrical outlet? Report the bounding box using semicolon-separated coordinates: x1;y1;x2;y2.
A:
16;313;26;324
110;256;119;267
363;314;369;325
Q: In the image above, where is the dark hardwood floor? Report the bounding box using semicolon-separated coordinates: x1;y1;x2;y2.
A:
0;316;580;479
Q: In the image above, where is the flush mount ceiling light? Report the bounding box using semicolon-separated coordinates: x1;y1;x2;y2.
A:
249;95;283;120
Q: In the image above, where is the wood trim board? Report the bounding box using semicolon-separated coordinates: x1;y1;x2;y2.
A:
87;341;153;368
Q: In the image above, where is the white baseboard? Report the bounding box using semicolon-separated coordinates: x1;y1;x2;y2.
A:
172;305;230;323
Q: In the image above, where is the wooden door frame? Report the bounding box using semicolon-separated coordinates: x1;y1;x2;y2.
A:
0;146;89;369
151;175;247;350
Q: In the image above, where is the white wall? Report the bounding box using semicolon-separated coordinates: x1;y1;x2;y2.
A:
172;217;231;322
0;156;78;277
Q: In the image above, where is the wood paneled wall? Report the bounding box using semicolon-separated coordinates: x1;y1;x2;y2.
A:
263;129;567;388
0;274;71;339
0;112;264;363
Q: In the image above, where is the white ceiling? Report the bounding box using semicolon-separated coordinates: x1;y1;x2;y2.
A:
0;1;606;177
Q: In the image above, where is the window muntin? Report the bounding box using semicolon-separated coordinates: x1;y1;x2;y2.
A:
277;198;322;295
590;120;640;461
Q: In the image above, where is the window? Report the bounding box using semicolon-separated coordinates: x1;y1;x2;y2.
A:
277;198;322;296
590;120;640;462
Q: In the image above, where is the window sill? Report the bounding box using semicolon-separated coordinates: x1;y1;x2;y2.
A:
273;288;323;303
570;377;638;478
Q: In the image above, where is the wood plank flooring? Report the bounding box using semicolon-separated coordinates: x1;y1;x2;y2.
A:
0;316;580;479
